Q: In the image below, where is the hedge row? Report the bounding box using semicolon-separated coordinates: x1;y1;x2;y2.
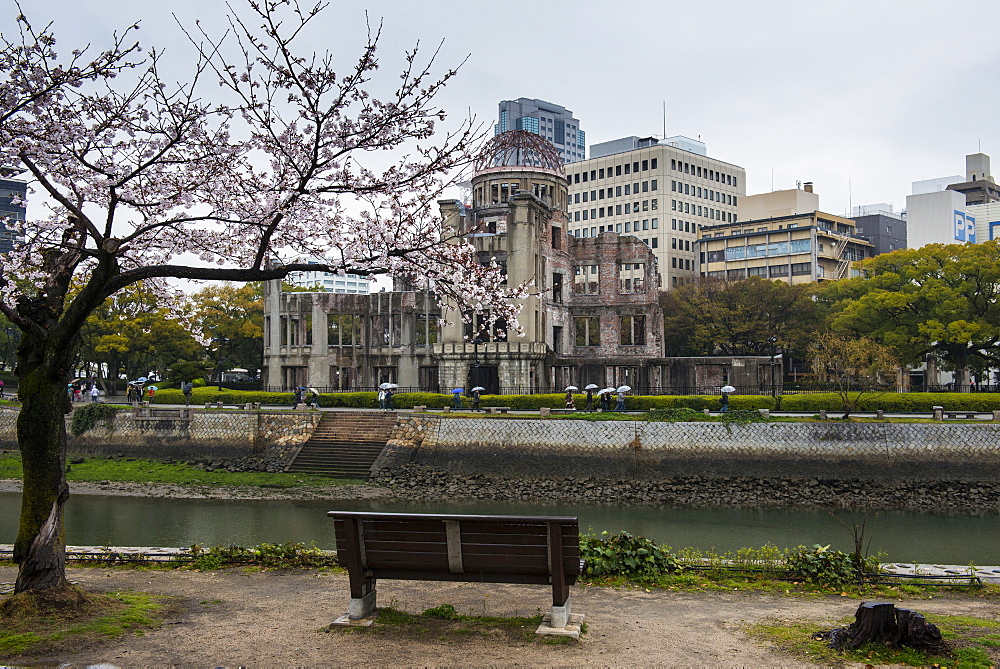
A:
149;389;1000;412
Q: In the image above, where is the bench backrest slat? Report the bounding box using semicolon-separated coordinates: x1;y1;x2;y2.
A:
330;512;581;581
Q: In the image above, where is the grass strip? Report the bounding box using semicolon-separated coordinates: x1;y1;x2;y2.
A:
0;453;355;487
0;590;168;658
750;611;1000;667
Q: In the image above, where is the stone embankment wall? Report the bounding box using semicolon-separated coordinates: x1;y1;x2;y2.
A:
0;407;319;472
374;416;1000;512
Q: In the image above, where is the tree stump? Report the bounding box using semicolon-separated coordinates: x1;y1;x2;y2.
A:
826;602;946;653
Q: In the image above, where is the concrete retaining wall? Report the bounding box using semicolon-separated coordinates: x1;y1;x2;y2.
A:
390;417;1000;481
372;416;1000;512
0;407;319;468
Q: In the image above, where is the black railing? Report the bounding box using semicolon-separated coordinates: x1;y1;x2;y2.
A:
225;382;1000;396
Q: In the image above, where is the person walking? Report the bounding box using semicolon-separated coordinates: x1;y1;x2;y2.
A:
293;386;303;409
384;388;394;411
719;391;730;413
90;383;100;403
0;378;5;398
614;390;626;412
564;389;575;410
452;389;462;409
182;381;194;406
471;388;481;411
308;387;320;410
600;390;611;412
585;388;594;412
377;388;386;411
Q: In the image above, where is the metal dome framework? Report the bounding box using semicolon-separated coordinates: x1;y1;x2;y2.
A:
473;130;565;176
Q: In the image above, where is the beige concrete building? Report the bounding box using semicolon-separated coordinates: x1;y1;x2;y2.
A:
697;186;872;283
566;136;746;290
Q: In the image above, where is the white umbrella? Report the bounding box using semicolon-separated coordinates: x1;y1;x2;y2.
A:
564;385;579;392
721;385;736;393
471;386;485;392
616;385;631;393
386;383;399;389
378;383;392;390
584;383;599;390
308;387;320;395
598;387;615;395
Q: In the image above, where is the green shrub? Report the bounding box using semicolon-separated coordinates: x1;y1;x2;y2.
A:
581;531;680;579
187;542;333;569
646;407;714;422
70;403;120;436
785;544;878;588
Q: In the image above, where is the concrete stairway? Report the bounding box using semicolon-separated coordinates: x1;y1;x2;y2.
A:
285;411;397;479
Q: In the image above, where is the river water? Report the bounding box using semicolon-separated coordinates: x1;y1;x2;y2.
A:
1;492;997;564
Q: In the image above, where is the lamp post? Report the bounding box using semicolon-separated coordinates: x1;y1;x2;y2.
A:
767;336;778;401
213;336;229;391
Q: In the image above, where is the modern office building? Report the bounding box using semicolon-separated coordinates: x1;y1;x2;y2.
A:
906;153;1000;247
850;203;907;255
565;135;745;289
496;98;585;164
0;167;26;254
697;185;872;284
285;264;372;294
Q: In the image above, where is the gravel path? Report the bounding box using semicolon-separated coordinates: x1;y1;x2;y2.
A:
2;566;998;666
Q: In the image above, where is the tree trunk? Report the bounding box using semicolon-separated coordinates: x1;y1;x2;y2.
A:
827;602;946;653
13;335;74;594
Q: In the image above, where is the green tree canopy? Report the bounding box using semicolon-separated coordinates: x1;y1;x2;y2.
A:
821;241;1000;383
188;282;264;376
661;277;821;358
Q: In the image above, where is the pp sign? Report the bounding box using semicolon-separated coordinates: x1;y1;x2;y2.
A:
954;210;977;243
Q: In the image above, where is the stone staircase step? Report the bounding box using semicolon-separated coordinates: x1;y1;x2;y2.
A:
285;411;397;478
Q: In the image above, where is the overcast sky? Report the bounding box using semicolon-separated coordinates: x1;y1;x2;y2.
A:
20;0;1000;217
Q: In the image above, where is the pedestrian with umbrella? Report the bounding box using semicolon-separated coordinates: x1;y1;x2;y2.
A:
615;385;630;412
293;385;303;409
564;385;578;410
584;383;599;411
451;387;464;409
598;387;612;412
308;387;321;410
720;385;735;413
385;384;397;411
471;386;484;411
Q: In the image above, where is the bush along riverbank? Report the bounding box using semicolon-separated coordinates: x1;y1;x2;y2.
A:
148;388;1000;413
374;464;1000;513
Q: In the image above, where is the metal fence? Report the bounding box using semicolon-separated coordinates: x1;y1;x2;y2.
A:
218;382;1000;396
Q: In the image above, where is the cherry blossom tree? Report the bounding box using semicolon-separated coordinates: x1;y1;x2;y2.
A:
1;1;521;594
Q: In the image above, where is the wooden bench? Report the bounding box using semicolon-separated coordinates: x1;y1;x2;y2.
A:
486;406;511;414
944;412;978;419
328;511;584;632
550;408;575;415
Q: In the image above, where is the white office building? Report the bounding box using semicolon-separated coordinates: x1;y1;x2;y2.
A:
906;153;1000;248
565;135;746;289
286;264;372;294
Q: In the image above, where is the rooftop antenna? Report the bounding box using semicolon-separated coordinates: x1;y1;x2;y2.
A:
771;167;774;191
662;100;666;140
849;177;853;216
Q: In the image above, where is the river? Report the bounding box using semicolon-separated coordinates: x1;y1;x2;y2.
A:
1;492;997;564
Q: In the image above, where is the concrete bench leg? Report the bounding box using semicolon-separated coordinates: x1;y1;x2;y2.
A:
536;595;584;639
349;589;377;619
331;588;377;628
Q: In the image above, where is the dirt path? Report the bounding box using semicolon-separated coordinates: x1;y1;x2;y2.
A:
3;566;997;667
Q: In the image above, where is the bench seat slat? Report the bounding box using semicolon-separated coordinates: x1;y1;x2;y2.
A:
368;569;562;585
